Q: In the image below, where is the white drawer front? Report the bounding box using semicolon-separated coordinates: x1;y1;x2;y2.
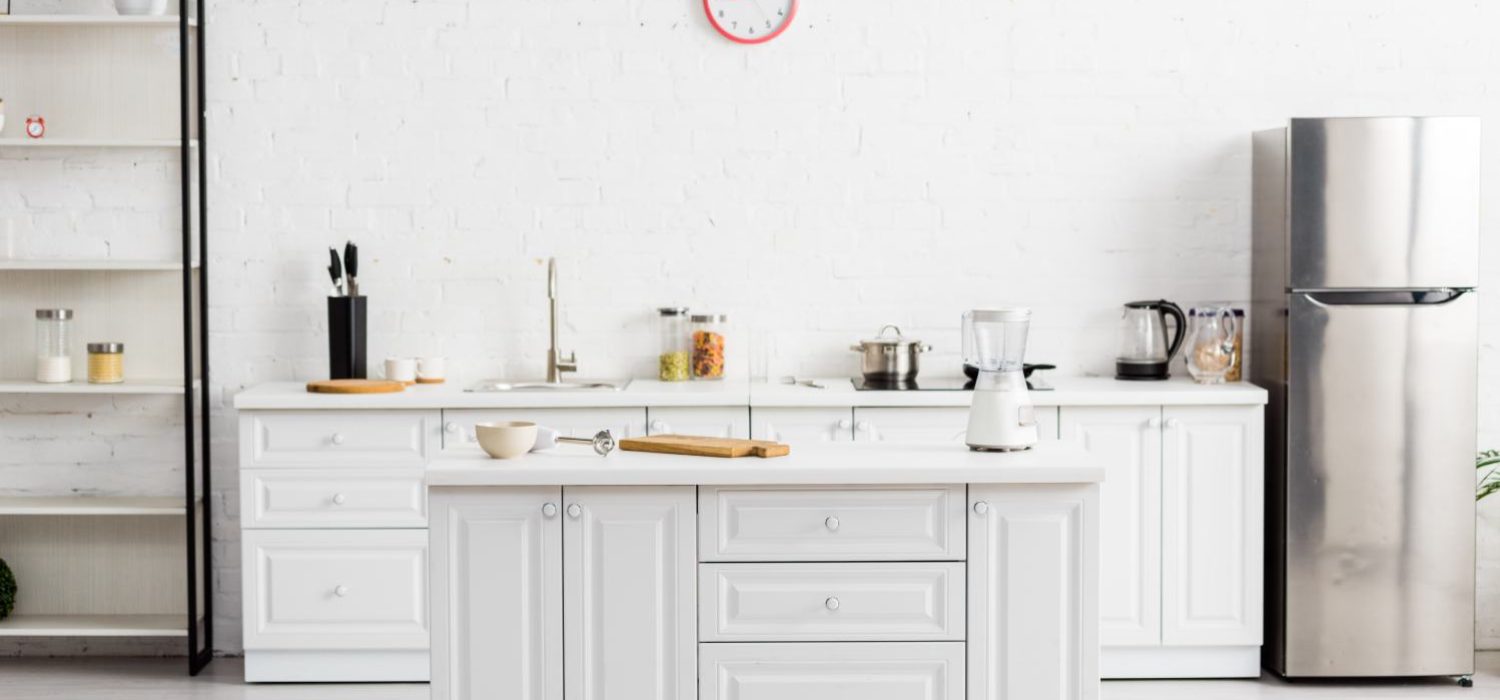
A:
242;530;429;650
241;411;437;468
700;563;965;642
700;642;964;700
241;470;426;529
699;485;966;562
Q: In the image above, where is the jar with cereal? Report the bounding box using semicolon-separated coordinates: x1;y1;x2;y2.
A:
657;307;691;382
690;314;728;380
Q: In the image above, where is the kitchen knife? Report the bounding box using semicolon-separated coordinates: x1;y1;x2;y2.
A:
328;247;344;296
344;241;358;297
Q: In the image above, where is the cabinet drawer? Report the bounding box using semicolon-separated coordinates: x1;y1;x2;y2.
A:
241;470;426;529
240;411;437;468
700;562;965;641
699;485;966;562
242;530;429;650
700;642;965;700
441;408;646;453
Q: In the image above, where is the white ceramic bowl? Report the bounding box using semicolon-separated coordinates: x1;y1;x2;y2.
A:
115;0;168;16
475;421;538;460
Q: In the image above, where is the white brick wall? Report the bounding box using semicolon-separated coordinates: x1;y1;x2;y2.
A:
8;0;1500;656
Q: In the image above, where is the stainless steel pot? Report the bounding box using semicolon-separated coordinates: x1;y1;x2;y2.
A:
850;324;932;381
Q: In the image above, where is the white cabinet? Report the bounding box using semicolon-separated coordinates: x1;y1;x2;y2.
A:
968;485;1099;700
699;485;966;562
1160;405;1263;647
852;406;1059;443
1059;406;1161;647
750;407;853;442
442;408;646;452
648;406;750;439
430;487;562;700
563;486;697;700
241;469;426;529
240;410;439;468
700;642;966;700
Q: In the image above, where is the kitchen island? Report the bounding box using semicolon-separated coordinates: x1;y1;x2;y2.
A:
426;442;1103;700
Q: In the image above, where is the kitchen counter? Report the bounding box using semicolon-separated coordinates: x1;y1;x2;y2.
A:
233;375;1266;410
426;440;1104;486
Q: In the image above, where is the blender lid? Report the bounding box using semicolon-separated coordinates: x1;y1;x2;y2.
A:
968;308;1030;323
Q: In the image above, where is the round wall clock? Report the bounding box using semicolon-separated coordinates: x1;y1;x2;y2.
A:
703;0;797;44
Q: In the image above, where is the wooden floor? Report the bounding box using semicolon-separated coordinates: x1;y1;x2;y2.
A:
0;655;1495;699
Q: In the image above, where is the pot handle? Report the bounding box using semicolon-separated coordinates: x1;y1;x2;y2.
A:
917;343;933;353
849;344;865;352
876;324;902;339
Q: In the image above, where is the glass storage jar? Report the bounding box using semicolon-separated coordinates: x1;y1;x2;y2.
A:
657;307;691;382
34;308;73;384
87;343;125;384
690;313;728;380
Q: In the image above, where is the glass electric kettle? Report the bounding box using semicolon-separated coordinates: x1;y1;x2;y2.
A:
1115;300;1185;380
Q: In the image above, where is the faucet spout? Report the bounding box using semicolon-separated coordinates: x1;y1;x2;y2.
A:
545;257;577;383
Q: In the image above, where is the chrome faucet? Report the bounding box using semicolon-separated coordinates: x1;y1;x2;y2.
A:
545;257;577;383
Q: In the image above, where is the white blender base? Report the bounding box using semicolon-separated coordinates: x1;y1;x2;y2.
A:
965;393;1039;451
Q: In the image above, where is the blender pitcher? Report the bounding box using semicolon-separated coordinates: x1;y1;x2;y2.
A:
1115;300;1186;380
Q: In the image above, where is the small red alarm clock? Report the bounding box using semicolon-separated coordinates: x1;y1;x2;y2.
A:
25;115;45;139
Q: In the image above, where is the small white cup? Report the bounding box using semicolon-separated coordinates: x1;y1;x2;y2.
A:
383;357;417;384
417;356;446;384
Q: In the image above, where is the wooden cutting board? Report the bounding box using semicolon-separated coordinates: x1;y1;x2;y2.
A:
306;379;407;394
619;435;791;459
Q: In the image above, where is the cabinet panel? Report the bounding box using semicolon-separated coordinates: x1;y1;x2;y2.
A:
968;485;1098;700
442;408;645;453
242;529;428;651
242;469;425;529
699;562;965;641
700;642;964;700
648;406;750;439
564;486;696;700
700;485;966;562
1060;406;1161;647
241;411;438;468
853;406;1058;443
1161;405;1264;646
750;407;853;442
430;487;562;700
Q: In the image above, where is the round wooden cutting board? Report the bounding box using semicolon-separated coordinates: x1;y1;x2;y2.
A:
306;379;407;394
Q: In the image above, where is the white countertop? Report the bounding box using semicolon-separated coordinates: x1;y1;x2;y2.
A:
426;440;1104;486
233;376;1266;410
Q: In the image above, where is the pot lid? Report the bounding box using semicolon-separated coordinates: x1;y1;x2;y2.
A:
858;324;921;347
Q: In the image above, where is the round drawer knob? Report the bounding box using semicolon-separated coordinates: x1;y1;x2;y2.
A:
650;420;669;433
334;585;349;598
445;422;460;434
567;503;582;519
542;502;558;518
331;433;346;446
825;516;840;532
855;421;872;432
332;493;347;506
1166;418;1183;429
825;596;840;611
837;418;853;430
973;501;990;516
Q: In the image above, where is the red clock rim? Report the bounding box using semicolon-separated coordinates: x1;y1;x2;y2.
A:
703;0;798;45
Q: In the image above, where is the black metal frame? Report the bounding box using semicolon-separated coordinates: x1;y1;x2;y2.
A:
179;0;212;676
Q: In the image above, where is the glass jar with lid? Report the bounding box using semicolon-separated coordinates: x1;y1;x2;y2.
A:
690;313;728;380
35;308;73;383
657;307;691;382
87;343;126;384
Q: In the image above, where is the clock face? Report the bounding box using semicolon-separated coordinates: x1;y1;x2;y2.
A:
703;0;797;44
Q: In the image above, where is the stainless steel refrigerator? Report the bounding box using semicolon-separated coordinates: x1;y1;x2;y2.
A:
1252;116;1480;680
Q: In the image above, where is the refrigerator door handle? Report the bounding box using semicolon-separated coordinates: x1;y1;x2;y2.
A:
1300;288;1471;307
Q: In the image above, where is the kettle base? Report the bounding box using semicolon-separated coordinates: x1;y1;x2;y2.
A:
1116;361;1171;381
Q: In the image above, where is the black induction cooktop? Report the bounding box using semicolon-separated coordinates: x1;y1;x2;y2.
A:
852;377;974;391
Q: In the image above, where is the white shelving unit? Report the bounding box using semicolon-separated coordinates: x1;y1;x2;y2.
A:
0;0;211;673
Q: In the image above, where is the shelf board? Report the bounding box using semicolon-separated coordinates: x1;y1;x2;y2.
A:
0;15;196;28
0;496;187;516
0;378;199;395
0;614;187;637
0;138;198;149
0;259;198;271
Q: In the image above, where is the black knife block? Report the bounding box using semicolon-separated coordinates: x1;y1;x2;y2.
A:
328;296;367;380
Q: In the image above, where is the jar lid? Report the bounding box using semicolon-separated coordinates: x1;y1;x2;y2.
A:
88;342;124;353
36;308;74;320
657;307;689;316
690;314;727;323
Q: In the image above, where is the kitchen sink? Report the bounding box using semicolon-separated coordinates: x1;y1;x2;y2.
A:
467;380;627;392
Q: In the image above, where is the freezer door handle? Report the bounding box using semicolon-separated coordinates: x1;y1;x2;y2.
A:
1301;288;1471;307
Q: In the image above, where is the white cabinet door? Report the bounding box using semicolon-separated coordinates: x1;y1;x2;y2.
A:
968;484;1099;700
852;406;1059;443
430;487;562;700
1059;406;1161;647
647;406;750;439
1161;405;1264;647
751;407;853;442
700;642;965;700
564;487;696;700
442;408;646;453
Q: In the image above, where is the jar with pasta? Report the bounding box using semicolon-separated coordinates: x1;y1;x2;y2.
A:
657;307;691;382
87;342;125;384
690;314;727;380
